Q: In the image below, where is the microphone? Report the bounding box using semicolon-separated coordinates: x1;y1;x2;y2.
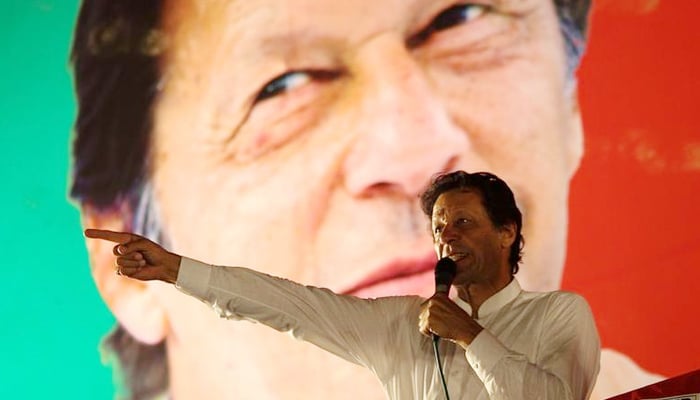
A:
434;257;457;295
432;258;457;400
432;257;457;343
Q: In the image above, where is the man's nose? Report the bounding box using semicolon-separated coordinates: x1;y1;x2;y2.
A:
341;34;471;198
438;225;458;246
436;228;458;258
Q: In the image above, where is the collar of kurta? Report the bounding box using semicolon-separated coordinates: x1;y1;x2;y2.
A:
451;278;522;320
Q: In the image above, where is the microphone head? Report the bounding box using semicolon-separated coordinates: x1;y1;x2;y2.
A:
434;257;457;293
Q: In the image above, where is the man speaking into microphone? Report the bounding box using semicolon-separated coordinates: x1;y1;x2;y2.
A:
86;171;600;399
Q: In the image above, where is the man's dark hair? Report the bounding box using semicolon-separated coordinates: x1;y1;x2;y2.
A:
68;1;592;398
420;171;524;275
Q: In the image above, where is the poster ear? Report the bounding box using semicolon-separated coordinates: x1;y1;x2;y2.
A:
566;90;585;177
81;204;167;345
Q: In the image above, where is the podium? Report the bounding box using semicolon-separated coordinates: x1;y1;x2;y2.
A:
606;369;700;400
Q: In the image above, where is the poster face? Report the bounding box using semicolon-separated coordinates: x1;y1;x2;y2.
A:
1;0;697;399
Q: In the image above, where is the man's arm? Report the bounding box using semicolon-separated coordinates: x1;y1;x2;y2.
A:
176;256;419;370
471;293;600;399
84;229;408;370
421;292;600;400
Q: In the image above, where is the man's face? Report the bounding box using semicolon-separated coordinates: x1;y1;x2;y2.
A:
431;189;513;288
111;0;582;397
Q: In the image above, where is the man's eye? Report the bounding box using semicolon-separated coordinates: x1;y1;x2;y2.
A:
408;3;488;47
254;69;341;103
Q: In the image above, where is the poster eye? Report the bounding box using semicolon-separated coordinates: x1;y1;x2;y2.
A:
255;71;312;102
432;4;487;32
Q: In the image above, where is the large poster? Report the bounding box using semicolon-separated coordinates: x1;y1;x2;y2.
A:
1;0;698;398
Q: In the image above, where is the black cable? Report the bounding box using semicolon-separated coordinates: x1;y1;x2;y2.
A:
432;335;451;400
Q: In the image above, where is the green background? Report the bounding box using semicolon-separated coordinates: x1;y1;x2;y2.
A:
0;1;115;397
1;1;698;398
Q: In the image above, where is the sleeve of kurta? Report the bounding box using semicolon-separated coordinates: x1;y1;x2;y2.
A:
464;293;601;400
175;256;414;371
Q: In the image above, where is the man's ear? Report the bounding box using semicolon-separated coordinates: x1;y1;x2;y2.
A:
82;203;167;345
566;90;585;176
499;222;517;250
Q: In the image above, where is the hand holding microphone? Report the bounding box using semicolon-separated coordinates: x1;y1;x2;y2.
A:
430;258;457;342
419;257;456;339
419;257;482;347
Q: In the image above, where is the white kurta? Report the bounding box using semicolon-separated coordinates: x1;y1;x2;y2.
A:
176;257;600;399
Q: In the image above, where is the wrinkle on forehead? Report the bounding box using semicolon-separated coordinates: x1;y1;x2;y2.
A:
432;188;479;219
161;0;266;62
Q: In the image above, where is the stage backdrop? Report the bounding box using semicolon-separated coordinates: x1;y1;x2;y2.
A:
0;0;697;398
0;1;114;399
565;0;700;378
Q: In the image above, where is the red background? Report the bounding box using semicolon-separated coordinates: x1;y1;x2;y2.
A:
564;0;700;378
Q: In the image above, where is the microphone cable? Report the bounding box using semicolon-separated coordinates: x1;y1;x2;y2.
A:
432;335;451;400
432;258;456;400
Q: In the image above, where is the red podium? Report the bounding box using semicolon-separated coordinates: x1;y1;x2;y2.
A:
606;369;700;400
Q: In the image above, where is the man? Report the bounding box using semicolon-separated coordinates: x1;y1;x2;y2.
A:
86;170;601;399
70;0;659;398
